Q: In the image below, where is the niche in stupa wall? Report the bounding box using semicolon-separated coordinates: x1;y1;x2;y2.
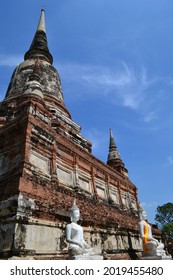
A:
129;194;137;210
56;164;73;187
108;185;120;205
121;191;130;209
29;150;50;175
79;175;92;193
95;179;107;200
77;168;93;194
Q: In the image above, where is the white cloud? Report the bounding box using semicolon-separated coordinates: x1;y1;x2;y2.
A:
57;61;163;122
80;62;145;110
1;55;166;124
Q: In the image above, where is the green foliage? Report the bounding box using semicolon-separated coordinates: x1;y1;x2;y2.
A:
162;223;173;240
155;202;173;241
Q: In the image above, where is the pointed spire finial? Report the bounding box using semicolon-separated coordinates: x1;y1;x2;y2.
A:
109;128;117;150
107;128;125;173
108;128;121;159
24;9;53;64
37;8;46;32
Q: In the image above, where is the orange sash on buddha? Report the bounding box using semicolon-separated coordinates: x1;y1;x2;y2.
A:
143;221;149;253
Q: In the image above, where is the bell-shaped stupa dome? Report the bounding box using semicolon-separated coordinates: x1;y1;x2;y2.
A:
5;9;64;105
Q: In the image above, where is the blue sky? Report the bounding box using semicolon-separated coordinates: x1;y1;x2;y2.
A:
0;0;173;223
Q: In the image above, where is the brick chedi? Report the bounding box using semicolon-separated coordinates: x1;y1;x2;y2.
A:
0;9;142;259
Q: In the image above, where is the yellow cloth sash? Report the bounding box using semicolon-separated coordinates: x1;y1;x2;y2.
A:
143;221;149;253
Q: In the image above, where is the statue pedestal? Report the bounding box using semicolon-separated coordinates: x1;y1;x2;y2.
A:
68;255;103;260
140;255;172;260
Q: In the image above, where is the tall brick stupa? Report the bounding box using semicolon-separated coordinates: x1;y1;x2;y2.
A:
0;9;143;259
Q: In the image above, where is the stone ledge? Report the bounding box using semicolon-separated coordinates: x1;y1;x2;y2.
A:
68;255;103;260
140;255;172;260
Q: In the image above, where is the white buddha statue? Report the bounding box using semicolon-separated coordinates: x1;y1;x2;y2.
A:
66;199;92;256
139;207;165;256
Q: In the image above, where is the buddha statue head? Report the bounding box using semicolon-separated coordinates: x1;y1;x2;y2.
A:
70;199;80;223
139;204;147;221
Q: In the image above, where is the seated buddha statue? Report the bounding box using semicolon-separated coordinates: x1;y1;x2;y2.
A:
139;207;165;256
66;199;93;256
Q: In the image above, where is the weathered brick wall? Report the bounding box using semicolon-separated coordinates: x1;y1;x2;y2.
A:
0;95;143;258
